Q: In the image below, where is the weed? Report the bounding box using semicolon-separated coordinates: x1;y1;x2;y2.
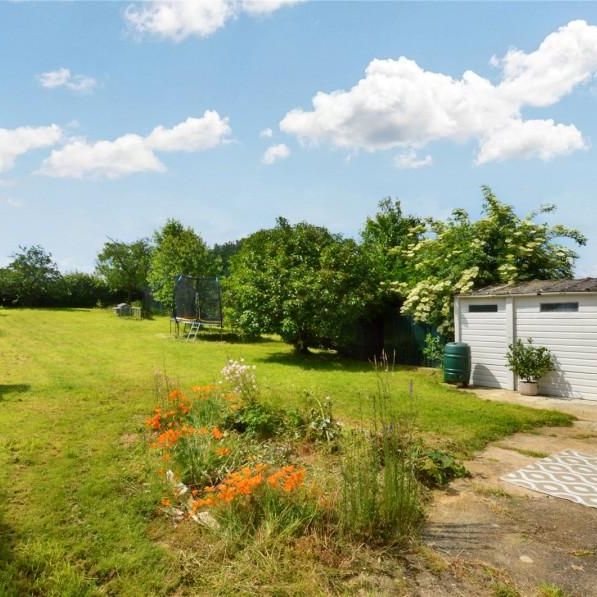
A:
497;445;550;458
472;484;513;499
416;447;469;488
492;581;520;597
339;360;422;544
537;582;569;597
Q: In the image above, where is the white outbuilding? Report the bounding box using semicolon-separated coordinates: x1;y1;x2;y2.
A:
454;278;597;401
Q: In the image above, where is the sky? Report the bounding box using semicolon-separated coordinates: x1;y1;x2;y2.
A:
2;1;597;275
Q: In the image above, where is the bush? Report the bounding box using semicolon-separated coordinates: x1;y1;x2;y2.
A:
224;402;287;439
506;338;554;382
422;333;444;368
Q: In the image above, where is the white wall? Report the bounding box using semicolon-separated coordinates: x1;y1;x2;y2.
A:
456;293;597;400
457;297;513;389
515;295;597;400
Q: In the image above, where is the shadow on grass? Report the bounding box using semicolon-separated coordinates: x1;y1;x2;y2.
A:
255;350;418;373
185;331;271;344
0;307;92;313
0;384;30;401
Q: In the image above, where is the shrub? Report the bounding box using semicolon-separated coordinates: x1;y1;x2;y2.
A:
506;338;554;382
224;401;287;439
422;333;444;368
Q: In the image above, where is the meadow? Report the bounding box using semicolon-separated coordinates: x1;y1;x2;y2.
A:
0;309;572;595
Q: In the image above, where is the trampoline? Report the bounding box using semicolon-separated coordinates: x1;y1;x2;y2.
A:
170;275;223;340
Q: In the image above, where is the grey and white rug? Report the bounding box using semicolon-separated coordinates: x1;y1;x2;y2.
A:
501;449;597;508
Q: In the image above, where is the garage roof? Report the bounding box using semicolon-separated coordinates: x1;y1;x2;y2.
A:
461;278;597;297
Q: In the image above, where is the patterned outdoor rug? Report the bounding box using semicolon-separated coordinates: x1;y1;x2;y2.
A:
501;449;597;508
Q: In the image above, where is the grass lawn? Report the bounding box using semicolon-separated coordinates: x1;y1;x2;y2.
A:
0;308;573;595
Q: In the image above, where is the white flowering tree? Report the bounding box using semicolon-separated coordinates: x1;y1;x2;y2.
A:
392;186;586;337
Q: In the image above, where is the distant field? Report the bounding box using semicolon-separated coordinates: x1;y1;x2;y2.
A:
0;308;573;595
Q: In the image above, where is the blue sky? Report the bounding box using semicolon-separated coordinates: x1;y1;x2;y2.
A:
1;1;597;275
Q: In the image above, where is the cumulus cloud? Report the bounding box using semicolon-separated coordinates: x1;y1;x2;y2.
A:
260;127;273;138
262;143;290;164
394;150;432;170
125;0;303;41
476;119;584;164
0;125;62;172
281;19;595;164
38;68;97;93
40;111;231;179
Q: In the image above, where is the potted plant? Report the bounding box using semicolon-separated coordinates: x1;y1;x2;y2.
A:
506;338;554;396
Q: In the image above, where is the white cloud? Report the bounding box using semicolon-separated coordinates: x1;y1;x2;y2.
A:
262;143;290;164
39;111;231;179
260;127;273;138
40;134;165;180
146;111;231;151
476;119;584;164
0;125;62;172
125;0;303;41
241;0;302;15
0;196;22;209
281;19;596;164
394;150;432;170
38;68;97;93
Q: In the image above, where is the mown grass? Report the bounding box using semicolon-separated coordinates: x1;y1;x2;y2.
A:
0;308;573;595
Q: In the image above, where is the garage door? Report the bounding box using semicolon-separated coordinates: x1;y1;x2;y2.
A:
459;298;511;389
515;296;597;401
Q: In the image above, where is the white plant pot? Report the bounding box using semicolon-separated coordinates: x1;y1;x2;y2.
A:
519;381;538;396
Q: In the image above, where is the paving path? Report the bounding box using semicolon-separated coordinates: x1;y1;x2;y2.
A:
420;389;597;597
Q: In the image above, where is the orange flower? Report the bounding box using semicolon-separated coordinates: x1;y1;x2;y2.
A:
211;427;224;440
191;384;216;399
215;447;231;457
154;428;183;448
161;497;171;507
168;389;183;400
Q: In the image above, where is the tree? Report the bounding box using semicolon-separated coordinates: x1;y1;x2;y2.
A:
361;197;423;284
393;186;587;336
95;239;153;304
148;219;210;309
208;239;245;277
6;245;62;306
60;272;115;308
225;218;379;352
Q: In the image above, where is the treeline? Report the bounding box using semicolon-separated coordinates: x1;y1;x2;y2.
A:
0;187;587;351
0;223;241;310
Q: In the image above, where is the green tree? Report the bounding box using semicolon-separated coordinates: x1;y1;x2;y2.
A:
394;186;586;336
148;219;210;309
0;267;19;306
226;218;378;352
95;239;153;304
6;245;62;306
60;272;114;308
208;239;245;277
361;197;423;284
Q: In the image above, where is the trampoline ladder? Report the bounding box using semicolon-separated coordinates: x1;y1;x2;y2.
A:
186;321;201;342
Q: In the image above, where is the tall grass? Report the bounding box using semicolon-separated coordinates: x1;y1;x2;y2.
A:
340;359;422;544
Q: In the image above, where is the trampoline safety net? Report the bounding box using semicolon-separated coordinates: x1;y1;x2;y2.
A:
173;275;223;326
